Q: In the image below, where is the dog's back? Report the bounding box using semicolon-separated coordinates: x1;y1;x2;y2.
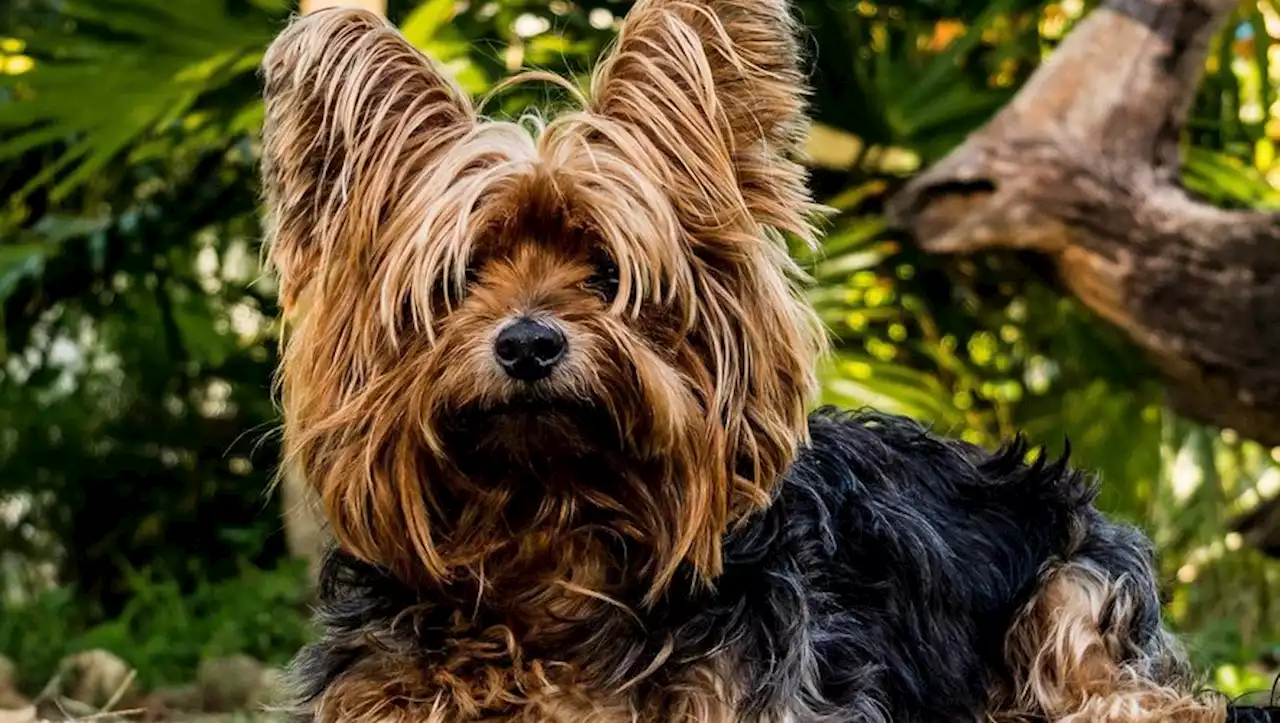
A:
619;408;1197;721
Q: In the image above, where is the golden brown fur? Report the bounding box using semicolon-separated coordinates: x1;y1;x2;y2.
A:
261;3;1237;722
994;563;1226;723
264;3;819;718
262;0;823;600
312;645;739;723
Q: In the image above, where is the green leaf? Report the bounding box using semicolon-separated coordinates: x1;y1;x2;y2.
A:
1248;12;1272;119
0;243;50;301
31;214;112;243
819;352;965;427
401;0;460;49
815;217;890;258
0;0;280;200
1184;146;1280;207
895;0;1019;117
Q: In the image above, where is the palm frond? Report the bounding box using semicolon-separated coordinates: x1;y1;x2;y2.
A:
0;0;282;201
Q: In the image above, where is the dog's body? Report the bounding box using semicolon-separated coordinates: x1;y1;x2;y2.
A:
289;410;1204;722
260;1;1240;720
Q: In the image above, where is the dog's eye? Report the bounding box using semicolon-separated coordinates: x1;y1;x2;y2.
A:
587;252;620;301
438;267;478;305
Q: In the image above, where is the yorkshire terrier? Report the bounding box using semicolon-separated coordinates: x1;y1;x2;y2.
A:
260;1;1269;721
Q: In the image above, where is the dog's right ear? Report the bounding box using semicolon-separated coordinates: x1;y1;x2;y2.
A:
261;8;474;314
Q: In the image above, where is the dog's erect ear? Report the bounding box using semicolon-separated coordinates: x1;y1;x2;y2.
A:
584;1;824;588
588;0;812;240
261;8;474;313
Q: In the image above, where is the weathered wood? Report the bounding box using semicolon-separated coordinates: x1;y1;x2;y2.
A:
888;0;1280;450
299;0;386;14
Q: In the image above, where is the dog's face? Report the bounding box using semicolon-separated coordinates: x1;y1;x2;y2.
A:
262;0;825;596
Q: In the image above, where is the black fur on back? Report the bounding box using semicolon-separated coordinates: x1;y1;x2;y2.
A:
288;408;1183;722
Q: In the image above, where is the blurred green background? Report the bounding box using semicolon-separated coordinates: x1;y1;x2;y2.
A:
0;0;1277;711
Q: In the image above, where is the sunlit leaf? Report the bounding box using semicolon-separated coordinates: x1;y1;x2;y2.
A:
0;242;50;301
401;0;459;48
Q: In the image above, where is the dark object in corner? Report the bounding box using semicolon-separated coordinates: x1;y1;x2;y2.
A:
1228;706;1279;722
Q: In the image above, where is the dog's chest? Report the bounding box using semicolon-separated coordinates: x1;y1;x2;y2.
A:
516;655;821;723
520;678;740;723
308;636;771;723
509;657;736;722
434;652;782;723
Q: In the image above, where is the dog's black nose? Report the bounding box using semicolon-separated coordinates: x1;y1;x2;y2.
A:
494;318;566;381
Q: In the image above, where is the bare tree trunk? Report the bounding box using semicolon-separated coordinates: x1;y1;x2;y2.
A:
280;461;326;585
299;0;385;13
281;0;388;585
887;0;1280;550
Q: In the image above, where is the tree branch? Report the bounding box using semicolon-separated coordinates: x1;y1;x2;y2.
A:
888;0;1280;449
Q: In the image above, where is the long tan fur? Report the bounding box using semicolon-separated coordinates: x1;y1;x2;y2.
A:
994;562;1226;723
261;5;1235;723
262;1;824;597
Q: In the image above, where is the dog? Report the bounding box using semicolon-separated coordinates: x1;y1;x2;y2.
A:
259;2;1265;720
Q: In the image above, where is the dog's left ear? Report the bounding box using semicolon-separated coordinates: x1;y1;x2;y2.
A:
260;8;475;314
587;0;812;239
261;9;477;582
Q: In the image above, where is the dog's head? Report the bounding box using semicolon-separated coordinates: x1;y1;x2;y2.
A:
262;0;825;598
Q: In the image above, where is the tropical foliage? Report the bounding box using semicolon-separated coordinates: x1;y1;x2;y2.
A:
1;0;1277;697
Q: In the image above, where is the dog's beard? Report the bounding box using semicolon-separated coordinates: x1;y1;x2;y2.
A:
425;396;651;596
438;397;641;527
442;396;628;475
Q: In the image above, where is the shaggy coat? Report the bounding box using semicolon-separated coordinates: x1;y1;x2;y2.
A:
289;410;1215;722
259;1;1253;720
